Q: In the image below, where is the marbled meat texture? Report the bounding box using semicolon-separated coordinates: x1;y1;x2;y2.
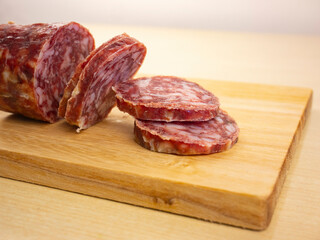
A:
58;34;125;118
113;76;220;122
60;33;146;131
134;109;239;155
0;22;95;122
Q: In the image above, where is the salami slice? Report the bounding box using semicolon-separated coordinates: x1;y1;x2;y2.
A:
58;34;125;118
113;76;220;122
134;109;239;155
0;22;94;122
61;33;146;131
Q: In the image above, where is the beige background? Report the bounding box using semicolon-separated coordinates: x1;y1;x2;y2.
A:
1;0;320;34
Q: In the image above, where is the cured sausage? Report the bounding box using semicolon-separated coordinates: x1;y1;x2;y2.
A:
60;33;146;132
58;34;125;118
113;76;220;122
0;22;94;122
134;109;239;155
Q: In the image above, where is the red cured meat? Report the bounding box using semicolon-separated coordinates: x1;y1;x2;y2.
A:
61;33;146;131
134;109;239;155
0;22;95;122
58;34;125;118
113;76;220;122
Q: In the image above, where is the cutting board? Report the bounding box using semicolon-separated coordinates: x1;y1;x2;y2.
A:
0;79;312;230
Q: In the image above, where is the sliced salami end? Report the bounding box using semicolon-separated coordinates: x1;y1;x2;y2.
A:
134;109;239;155
63;33;147;131
113;76;220;122
0;22;95;123
58;34;127;118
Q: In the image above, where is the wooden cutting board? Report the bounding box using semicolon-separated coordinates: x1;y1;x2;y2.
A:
0;79;312;230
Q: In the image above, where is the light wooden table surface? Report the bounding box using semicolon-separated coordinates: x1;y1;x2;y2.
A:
1;24;320;239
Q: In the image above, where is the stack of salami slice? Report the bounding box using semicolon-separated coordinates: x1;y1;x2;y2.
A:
0;21;238;155
112;76;239;155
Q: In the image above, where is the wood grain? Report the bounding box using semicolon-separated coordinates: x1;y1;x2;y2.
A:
0;79;312;230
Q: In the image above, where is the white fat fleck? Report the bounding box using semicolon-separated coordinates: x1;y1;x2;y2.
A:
136;78;151;89
38;42;55;61
53;88;59;101
87;92;96;105
225;124;235;133
60;46;72;70
150;139;156;151
81;37;89;51
118;58;130;73
208;133;221;140
67;23;80;31
35;87;44;105
164;126;204;144
157;141;173;153
142;135;148;143
201;94;212;100
20;92;30;100
164;123;187;130
18;72;27;81
97;95;113;116
0;93;11;97
225;140;231;150
139;95;153;100
2;67;22;84
52;23;64;28
164;111;174;120
77;117;86;132
2;70;11;82
148;138;155;151
215;117;223;123
71;84;81;97
131;51;141;61
129;93;139;99
27;60;37;69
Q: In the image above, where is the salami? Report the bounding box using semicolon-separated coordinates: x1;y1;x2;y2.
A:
113;76;220;122
58;34;125;118
61;33;146;131
0;22;94;122
134;109;239;155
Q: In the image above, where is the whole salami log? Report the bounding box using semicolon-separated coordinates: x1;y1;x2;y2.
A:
0;22;95;122
134;109;239;155
113;76;220;122
60;33;146;132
